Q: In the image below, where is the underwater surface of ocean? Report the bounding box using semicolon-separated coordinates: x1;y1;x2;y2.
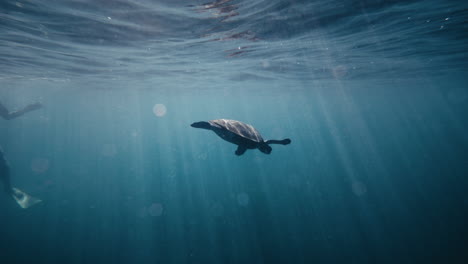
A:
0;0;467;263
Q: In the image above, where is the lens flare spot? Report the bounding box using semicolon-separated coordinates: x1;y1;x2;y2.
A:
31;158;49;173
237;193;250;206
168;168;177;178
101;144;118;157
352;181;367;197
153;104;167;117
332;65;348;78
262;60;270;68
43;179;54;188
148;203;164;217
210;202;224;217
447;88;467;104
197;152;208;160
137;207;147;218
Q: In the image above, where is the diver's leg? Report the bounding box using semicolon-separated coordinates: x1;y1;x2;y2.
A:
0;147;13;194
0;146;41;208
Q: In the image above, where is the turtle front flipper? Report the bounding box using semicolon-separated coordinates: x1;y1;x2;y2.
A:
235;146;247;156
266;139;291;145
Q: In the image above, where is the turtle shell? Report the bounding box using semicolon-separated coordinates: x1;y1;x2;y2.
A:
209;119;264;143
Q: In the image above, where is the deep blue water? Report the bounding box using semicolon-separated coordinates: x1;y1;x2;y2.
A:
1;0;467;263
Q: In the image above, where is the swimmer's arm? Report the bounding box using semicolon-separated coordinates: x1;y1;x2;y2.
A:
0;102;42;120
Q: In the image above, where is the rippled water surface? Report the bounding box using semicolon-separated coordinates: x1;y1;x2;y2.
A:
1;0;467;263
1;0;467;84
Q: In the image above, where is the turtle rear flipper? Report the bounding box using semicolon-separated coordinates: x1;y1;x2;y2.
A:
12;188;42;209
235;146;247;156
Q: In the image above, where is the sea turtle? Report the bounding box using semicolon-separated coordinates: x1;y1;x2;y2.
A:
191;119;291;155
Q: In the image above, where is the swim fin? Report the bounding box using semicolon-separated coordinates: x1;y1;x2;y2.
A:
11;187;42;209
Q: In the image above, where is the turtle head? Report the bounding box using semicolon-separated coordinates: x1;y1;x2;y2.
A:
191;121;211;130
258;142;272;154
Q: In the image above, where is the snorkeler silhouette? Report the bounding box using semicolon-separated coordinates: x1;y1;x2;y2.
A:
1;101;43;208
